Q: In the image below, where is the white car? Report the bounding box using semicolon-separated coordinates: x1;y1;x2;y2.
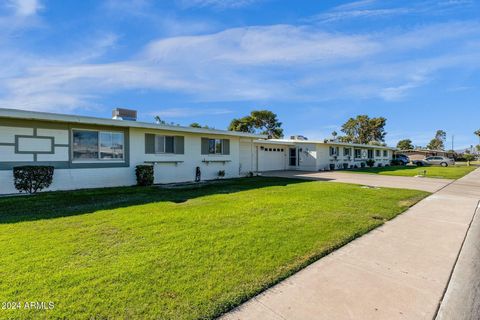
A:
415;156;455;167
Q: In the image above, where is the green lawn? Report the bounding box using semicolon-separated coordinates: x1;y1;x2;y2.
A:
456;161;480;166
0;177;428;319
348;165;476;179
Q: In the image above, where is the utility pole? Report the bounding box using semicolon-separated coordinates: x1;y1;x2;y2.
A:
451;135;454;152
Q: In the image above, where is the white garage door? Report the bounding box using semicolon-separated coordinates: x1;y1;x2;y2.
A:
258;146;287;171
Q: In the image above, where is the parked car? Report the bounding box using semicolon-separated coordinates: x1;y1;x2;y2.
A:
394;154;410;165
414;156;455;167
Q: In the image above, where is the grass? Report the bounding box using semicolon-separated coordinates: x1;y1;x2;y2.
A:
0;177;429;319
456;161;480;166
348;165;476;180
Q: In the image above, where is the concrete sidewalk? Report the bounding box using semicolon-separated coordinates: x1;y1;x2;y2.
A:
221;168;480;320
262;170;452;193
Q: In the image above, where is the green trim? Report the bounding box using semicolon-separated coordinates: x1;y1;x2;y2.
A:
0;118;130;170
69;128;130;168
0;142;15;146
0;118;69;129
0;161;69;170
15;135;55;154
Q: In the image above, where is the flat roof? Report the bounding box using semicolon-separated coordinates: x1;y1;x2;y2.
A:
399;149;452;153
263;139;396;150
0;108;266;139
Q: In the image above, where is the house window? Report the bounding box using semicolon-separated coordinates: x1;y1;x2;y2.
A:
100;132;124;159
329;146;339;156
383;150;388;157
73;130;124;161
344;148;351;157
208;139;223;154
375;150;381;157
368;149;374;159
354;149;362;159
154;135;176;154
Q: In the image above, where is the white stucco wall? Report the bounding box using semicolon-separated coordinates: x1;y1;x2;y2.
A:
0;124;248;195
318;144;393;170
296;143;317;171
239;138;255;174
129;128;242;184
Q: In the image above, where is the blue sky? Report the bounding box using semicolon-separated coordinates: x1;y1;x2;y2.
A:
0;0;479;149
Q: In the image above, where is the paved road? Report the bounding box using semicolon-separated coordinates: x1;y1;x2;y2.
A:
261;170;453;192
221;168;480;320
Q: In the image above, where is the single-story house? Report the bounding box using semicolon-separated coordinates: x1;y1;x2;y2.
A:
0;108;395;194
241;139;395;172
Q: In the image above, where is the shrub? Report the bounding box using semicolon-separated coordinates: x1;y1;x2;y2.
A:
464;154;476;166
366;159;375;167
342;163;349;169
13;166;54;194
218;170;225;178
135;165;154;186
329;163;335;171
360;162;366;168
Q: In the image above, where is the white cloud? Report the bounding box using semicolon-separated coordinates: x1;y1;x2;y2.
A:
332;0;378;11
6;0;42;16
146;107;233;118
1;19;480;112
178;0;258;9
144;25;380;65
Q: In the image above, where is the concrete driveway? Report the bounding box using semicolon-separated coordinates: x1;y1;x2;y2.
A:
221;168;480;320
261;170;453;192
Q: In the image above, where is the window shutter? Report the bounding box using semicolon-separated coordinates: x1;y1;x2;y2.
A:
174;136;184;154
222;139;230;155
201;138;209;155
145;134;155;154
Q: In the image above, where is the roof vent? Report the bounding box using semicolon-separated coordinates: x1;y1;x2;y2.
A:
112;108;137;121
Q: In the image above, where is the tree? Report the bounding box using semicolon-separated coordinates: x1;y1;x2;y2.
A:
475;129;480;145
397;139;414;150
340;115;387;144
189;122;211;129
154;116;166;125
427;130;446;150
229;110;283;138
228;116;255;134
464;153;475;166
154;116;179;126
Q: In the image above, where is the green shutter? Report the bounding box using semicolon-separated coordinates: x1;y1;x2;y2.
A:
201;138;209;155
174;136;184;154
145;134;155;154
222;139;230;155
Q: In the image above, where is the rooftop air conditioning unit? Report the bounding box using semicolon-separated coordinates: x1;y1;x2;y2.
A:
290;135;308;141
112;108;137;121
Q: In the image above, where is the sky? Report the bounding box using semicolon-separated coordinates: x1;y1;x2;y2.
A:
0;0;479;149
